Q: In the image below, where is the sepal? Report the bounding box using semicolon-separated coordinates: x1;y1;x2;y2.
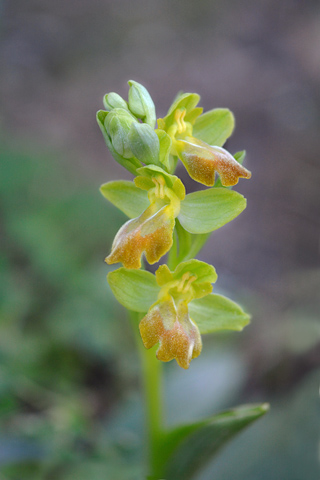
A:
192;108;235;147
189;293;250;334
179;188;247;234
100;180;149;219
108;268;160;312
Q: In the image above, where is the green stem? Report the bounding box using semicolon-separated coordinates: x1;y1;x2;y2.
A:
129;311;163;475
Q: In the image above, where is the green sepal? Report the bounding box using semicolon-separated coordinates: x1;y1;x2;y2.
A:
96;110;142;175
159;93;201;131
179;188;246;234
100;180;149;218
158;403;269;480
108;268;160;312
128;122;161;167
155;129;172;172
136;165;185;200
103;92;129;112
193;108;235;147
167;92;200;118
189;293;250;334
128;80;156;128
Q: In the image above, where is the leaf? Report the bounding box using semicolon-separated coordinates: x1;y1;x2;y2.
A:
178;188;246;234
161;403;269;480
96;110;142;175
128;123;161;167
107;268;160;312
193;108;235;147
100;181;149;219
189;294;250;334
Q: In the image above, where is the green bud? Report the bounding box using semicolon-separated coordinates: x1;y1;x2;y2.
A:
103;92;129;112
104;108;137;158
128;80;156;128
128;123;161;167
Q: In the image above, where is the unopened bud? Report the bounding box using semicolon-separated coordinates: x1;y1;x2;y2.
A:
128;80;156;128
103;92;128;112
104;108;137;158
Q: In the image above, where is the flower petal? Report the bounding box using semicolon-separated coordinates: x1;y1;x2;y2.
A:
139;296;202;369
106;203;175;269
178;138;251;187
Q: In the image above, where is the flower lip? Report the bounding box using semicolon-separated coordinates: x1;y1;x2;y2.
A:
177;137;252;187
139;294;202;369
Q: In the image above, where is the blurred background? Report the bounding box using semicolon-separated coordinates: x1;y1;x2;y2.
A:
1;0;320;479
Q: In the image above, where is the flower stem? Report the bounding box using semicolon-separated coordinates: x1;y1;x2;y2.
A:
129;311;163;475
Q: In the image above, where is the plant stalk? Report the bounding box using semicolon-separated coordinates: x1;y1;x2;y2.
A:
129;311;163;475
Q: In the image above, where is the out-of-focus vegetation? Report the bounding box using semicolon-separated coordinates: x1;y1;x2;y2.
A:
0;142;147;479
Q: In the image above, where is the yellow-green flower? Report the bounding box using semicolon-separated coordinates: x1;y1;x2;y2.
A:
108;260;251;370
139;262;216;369
105;166;185;269
158;94;251;187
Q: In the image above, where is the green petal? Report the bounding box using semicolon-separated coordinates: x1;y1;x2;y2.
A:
100;180;149;218
128;122;161;167
108;268;160;312
193;108;235;147
179;188;246;234
189;293;250;334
